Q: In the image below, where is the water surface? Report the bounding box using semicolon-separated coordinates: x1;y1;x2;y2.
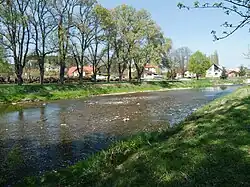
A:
0;85;240;185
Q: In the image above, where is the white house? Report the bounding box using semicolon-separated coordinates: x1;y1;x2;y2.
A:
206;64;223;78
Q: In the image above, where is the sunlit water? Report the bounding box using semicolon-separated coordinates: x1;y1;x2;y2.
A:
0;85;240;185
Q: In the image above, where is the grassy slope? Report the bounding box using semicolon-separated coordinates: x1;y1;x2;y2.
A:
0;79;244;103
22;86;250;187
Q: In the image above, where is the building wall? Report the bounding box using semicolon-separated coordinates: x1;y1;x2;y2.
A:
206;65;222;78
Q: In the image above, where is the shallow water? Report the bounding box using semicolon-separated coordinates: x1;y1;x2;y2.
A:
0;85;240;185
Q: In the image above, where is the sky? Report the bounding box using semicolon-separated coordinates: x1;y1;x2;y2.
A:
99;0;250;68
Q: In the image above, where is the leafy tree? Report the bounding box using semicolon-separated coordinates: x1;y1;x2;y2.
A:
188;51;211;79
220;67;228;79
239;65;246;77
94;4;116;82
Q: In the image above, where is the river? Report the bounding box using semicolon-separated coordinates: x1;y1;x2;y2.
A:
0;85;240;185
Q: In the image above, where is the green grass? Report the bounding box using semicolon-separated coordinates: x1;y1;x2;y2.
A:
0;79;244;103
20;86;250;186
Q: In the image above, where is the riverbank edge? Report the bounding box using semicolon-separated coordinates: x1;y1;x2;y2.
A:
0;79;244;104
21;86;250;186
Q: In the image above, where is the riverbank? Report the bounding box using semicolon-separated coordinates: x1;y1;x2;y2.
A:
0;79;244;104
21;86;250;186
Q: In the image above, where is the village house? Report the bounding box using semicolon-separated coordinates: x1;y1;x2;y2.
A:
227;69;240;78
206;64;224;78
143;64;159;79
67;66;93;78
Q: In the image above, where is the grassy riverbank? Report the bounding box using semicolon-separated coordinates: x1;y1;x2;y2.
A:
21;86;250;186
0;78;244;103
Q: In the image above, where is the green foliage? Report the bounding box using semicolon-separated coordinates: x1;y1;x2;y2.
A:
21;86;250;186
188;51;211;79
220;67;228;79
239;65;247;77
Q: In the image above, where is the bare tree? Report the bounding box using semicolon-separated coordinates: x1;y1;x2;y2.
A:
69;0;97;82
51;0;78;84
85;15;104;82
28;0;57;84
174;47;192;77
0;0;31;85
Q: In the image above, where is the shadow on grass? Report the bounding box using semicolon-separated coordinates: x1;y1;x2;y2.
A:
19;89;250;187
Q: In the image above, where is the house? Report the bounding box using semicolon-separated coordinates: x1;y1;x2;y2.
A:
67;66;93;78
206;64;224;78
45;63;60;72
184;71;196;78
143;64;159;79
227;69;239;78
144;64;158;74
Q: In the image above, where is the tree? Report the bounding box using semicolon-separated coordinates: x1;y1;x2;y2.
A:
0;0;31;85
130;9;164;82
51;0;77;84
220;67;228;79
85;7;104;82
174;47;192;77
28;0;57;84
210;50;219;65
188;51;211;79
69;0;97;82
95;5;117;82
239;65;246;77
178;1;250;40
113;5;138;82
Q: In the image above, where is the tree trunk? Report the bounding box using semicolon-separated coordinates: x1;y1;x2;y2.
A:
107;65;111;83
79;71;83;83
196;75;199;80
59;61;65;84
16;72;23;85
118;64;122;82
39;58;45;85
15;63;23;85
129;62;132;82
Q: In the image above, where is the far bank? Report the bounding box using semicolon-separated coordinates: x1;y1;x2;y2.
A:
0;78;245;104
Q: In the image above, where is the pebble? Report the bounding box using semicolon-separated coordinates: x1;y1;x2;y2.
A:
60;124;67;127
12;103;17;105
136;103;140;106
42;103;46;106
123;118;130;122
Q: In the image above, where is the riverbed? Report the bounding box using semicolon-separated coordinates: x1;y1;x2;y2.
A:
0;85;240;185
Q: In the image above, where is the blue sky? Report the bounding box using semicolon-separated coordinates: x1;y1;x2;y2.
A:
99;0;250;68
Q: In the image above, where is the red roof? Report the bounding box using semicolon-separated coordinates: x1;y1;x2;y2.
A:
145;64;158;69
67;66;93;77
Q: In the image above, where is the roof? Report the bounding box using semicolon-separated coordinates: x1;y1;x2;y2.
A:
212;64;223;70
145;64;158;69
67;66;93;76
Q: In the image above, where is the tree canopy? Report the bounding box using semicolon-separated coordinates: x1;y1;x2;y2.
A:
188;51;211;79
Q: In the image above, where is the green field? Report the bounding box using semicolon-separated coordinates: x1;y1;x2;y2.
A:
0;78;244;103
20;85;250;186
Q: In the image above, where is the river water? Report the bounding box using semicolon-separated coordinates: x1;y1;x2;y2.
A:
0;85;240;185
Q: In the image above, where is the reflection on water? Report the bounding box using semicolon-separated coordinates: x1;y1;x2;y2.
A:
0;85;240;185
